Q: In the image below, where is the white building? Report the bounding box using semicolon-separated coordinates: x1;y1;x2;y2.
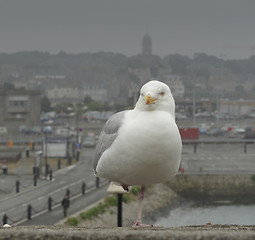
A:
219;99;255;117
46;86;84;106
83;85;108;103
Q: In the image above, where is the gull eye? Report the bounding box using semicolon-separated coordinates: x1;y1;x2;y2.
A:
160;91;165;96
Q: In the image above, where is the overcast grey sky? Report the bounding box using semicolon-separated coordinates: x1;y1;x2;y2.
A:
0;0;254;59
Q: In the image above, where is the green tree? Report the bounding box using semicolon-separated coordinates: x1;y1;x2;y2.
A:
84;95;93;104
3;82;15;90
41;96;52;112
87;101;103;111
53;102;73;114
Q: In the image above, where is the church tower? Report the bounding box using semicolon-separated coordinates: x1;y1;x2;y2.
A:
142;33;152;56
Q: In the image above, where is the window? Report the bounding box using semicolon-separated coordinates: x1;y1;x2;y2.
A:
9;100;28;106
8;96;29;107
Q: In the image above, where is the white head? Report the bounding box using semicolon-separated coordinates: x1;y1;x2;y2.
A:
135;80;175;117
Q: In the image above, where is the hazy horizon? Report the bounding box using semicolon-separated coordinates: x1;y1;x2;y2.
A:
0;0;255;60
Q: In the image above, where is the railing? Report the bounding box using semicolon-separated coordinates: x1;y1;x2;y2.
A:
182;139;255;144
182;139;254;153
0;137;254;146
2;177;107;226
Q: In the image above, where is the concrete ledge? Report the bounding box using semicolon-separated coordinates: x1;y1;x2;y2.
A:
0;225;255;240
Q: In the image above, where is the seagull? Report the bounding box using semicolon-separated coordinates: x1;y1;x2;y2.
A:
93;80;182;227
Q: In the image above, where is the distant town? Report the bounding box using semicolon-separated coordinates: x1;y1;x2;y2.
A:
0;34;255;131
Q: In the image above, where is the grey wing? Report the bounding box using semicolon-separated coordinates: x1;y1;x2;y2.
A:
93;110;127;172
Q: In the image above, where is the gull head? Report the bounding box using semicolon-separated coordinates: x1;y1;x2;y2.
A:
135;80;175;116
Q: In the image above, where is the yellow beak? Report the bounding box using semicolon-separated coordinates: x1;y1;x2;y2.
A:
145;94;157;105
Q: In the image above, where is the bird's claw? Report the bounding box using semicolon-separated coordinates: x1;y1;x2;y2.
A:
132;220;154;228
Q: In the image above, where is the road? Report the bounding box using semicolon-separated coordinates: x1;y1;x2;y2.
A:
0;147;109;226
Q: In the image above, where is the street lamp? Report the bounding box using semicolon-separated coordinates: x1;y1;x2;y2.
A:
192;88;196;126
44;130;48;179
76;105;79;144
75;104;82;161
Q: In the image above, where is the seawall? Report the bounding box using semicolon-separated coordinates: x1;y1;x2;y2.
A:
167;174;255;203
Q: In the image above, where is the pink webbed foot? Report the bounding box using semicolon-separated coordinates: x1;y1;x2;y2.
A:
132;220;154;228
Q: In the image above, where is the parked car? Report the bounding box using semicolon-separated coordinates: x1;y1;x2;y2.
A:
243;128;255;140
207;128;225;136
0;126;7;135
31;126;41;135
19;125;27;133
176;112;187;120
232;127;245;134
20;126;41;135
214;111;234;120
55;128;76;137
195;112;212;118
82;136;97;148
197;123;211;134
43;126;53;134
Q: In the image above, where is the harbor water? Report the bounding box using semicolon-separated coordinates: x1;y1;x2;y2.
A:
153;202;255;227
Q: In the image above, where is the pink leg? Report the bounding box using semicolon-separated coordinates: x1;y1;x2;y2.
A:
132;185;154;227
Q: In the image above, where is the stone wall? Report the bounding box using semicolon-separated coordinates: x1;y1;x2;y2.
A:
167;174;255;203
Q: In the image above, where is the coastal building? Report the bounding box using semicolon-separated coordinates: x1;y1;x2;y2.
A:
219;99;255;117
0;89;41;130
